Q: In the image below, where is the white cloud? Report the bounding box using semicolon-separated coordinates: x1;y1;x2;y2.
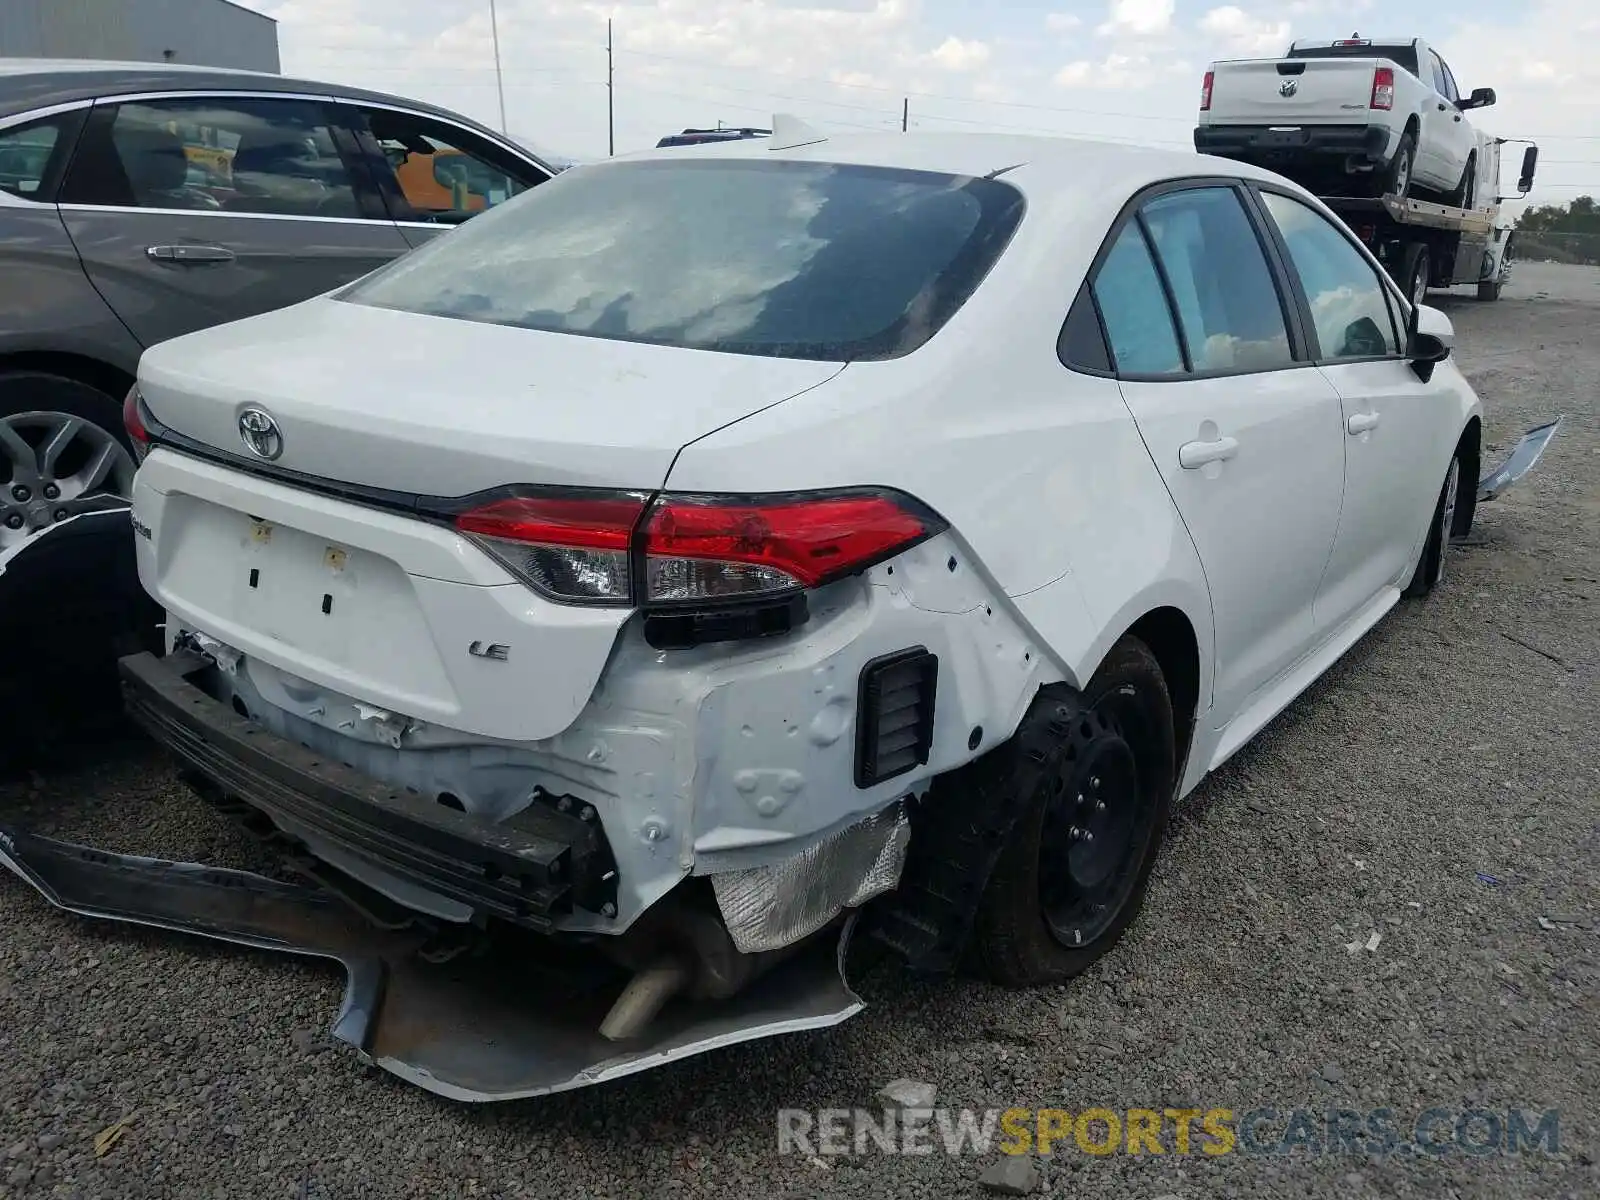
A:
926;36;991;72
235;0;1598;202
1199;6;1289;57
1096;0;1175;38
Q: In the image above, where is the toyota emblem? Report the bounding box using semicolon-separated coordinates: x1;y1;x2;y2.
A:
237;407;284;460
1278;79;1299;97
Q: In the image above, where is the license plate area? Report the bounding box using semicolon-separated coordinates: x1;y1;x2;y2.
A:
158;495;439;670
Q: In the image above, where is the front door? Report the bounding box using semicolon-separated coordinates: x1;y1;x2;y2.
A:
1256;189;1463;629
1092;184;1346;718
56;94;411;348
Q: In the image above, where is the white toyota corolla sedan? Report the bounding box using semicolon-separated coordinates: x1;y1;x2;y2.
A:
115;125;1478;1088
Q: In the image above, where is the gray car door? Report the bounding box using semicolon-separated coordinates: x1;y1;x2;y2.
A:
55;93;412;349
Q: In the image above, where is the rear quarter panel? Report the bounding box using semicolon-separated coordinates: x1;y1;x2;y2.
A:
660;170;1215;712
0;201;144;375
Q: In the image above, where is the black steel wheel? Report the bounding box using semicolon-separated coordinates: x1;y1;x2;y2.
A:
973;636;1177;987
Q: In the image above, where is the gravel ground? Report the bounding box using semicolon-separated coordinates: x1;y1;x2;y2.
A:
2;264;1596;1200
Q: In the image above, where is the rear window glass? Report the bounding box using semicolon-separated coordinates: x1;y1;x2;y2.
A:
340;158;1025;361
1287;44;1420;77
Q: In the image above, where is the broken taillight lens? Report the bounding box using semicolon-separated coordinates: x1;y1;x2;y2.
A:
452;488;945;607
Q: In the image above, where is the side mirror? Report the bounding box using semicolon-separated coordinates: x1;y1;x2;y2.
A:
1460;86;1497;110
1518;145;1539;194
1407;303;1453;382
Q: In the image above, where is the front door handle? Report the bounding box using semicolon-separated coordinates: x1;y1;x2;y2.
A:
1178;435;1239;469
1347;411;1382;435
146;244;236;264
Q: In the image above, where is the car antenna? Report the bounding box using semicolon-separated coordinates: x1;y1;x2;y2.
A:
768;113;828;150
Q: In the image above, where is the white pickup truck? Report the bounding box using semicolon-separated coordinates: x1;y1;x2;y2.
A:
1195;36;1497;205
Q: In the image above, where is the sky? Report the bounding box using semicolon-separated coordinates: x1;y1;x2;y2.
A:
236;0;1599;206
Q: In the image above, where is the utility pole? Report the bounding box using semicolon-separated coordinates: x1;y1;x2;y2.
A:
488;0;507;133
607;18;615;157
901;97;908;132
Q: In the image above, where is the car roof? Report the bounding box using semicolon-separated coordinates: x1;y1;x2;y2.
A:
611;127;1289;196
0;57;524;158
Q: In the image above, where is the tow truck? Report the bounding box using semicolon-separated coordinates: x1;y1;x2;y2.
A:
1322;136;1540;306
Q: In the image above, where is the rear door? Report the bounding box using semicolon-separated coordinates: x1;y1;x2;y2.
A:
1255;188;1457;630
339;104;552;248
1093;182;1346;719
56;92;411;348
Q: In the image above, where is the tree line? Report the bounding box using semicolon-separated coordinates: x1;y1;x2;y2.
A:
1515;196;1600;265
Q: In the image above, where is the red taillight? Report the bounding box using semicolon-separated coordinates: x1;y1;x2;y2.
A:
1370;66;1394;110
1200;70;1214;111
122;385;150;461
454;491;648;604
452;488;943;607
644;493;932;597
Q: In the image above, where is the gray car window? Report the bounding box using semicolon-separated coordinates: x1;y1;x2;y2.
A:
361;108;537;225
1261;192;1400;359
1140;188;1295;373
63;97;360;218
0;117;65;199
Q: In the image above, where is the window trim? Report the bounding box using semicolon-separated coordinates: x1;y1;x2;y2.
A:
1250;182;1412;366
1059;175;1316;384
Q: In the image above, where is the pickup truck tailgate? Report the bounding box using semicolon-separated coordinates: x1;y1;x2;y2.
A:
1208;58;1381;124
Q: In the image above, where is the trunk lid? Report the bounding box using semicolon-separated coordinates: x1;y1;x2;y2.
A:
1207;58;1388;125
132;300;845;742
137;297;847;498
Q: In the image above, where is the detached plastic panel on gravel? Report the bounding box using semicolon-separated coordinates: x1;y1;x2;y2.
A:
0;826;864;1101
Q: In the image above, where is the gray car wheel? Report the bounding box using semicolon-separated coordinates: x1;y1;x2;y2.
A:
0;374;137;553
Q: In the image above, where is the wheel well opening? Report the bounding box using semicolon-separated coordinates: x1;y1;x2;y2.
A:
0;352;134;406
1125;607;1200;779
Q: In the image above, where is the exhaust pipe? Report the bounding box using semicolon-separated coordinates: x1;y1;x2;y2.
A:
599;958;692;1041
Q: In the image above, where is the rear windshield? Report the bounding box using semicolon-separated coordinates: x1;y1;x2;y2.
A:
341;157;1025;361
1288;43;1419;76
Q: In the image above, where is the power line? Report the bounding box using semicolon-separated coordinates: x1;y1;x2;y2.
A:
621;82;895;132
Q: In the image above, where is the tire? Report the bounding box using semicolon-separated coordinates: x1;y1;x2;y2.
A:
1;371;137;549
1476;278;1502;301
1380;131;1416;200
1402;243;1431;311
972;637;1177;987
1405;451;1462;599
1450;155;1476;209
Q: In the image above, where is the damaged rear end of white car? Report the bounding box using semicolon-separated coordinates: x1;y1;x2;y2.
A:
2;147;1053;1100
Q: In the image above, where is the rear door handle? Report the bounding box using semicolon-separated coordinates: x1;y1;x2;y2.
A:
146;244;236;264
1178;435;1239;469
1347;411;1382;435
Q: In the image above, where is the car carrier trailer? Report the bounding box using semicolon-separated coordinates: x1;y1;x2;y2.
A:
1314;140;1538;306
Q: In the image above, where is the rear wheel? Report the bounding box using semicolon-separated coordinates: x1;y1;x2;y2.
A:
0;372;136;554
973;637;1177;987
1380;131;1416;200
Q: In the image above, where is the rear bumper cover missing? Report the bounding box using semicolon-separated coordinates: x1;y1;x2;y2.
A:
119;649;611;929
0;825;863;1101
